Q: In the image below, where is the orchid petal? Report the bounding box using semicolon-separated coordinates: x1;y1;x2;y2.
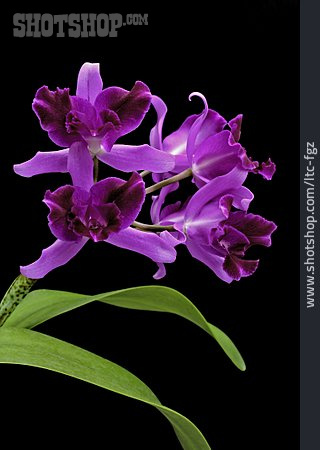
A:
185;167;248;222
162;116;196;157
223;255;259;280
186;200;231;245
151;183;179;224
97;144;175;173
20;238;88;279
228;114;243;142
218;225;250;255
186;240;233;283
150;95;167;150
91;172;145;230
44;186;82;242
241;153;276;180
152;229;185;280
226;212;277;247
192;130;243;187
153;263;166;280
106;227;177;263
95;81;151;148
186;93;208;162
67;142;94;190
14;149;69;177
69;97;99;136
76;62;103;104
32;86;77;147
163;108;226;162
231;186;254;211
160;203;186;229
257;158;276;180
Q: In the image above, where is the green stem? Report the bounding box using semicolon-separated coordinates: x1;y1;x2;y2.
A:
145;168;192;195
94;157;99;183
132;221;175;232
0;275;37;327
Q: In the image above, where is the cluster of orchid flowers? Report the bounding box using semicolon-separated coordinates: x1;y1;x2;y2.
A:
15;63;277;282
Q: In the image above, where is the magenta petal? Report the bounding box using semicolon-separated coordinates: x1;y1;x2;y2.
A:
223;255;259;281
258;158;276;180
98;144;175;173
228;114;243;142
241;153;276;181
185;167;248;222
186;93;227;162
14;149;69;177
150;95;167;150
76;62;103;104
163;115;197;156
69;96;98;136
163;105;226;161
219;194;234;218
95;81;151;142
67;142;94;191
91;172;145;230
110;173;145;229
186;240;233;283
85;203;122;241
151;183;179;224
32;86;77;147
44;186;81;241
106;227;177;263
173;154;190;173
160;229;185;246
226;211;277;247
219;225;250;255
230;186;254;211
89;177;124;202
20;238;88;279
153;263;166;280
152;229;184;280
192;130;243;186
186;201;230;245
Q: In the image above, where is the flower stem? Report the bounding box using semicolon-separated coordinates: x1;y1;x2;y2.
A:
132;221;175;232
94;157;99;183
140;170;151;178
0;275;37;327
145;168;192;195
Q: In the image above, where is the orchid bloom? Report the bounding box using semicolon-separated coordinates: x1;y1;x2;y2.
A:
16;67;277;284
20;143;176;279
150;93;276;186
14;63;175;178
151;168;276;282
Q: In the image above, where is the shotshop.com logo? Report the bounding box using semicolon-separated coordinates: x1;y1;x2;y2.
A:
13;13;149;38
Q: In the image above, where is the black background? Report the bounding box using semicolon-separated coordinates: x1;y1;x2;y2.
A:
1;2;299;449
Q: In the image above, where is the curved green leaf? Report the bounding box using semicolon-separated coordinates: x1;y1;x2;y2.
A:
4;286;245;371
0;327;210;450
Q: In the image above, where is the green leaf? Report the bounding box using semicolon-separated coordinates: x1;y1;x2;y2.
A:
0;327;210;450
4;286;245;371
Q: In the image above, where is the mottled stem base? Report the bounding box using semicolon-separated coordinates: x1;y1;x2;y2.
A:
0;275;37;326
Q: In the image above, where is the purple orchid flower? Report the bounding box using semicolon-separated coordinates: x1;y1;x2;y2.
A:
151;167;276;282
150;93;276;186
14;63;175;178
20;143;177;279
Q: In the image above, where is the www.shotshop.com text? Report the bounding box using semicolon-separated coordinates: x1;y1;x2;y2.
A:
303;142;317;308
